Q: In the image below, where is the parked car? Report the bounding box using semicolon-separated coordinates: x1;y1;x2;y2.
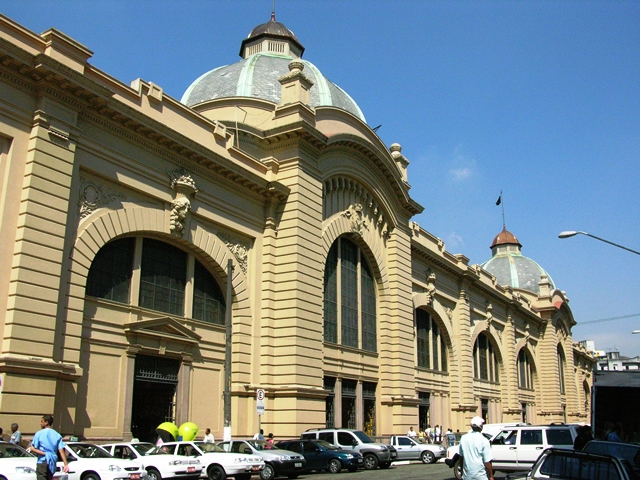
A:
504;447;637;480
161;441;264;480
490;424;578;474
216;440;305;480
300;428;396;470
102;442;203;480
275;438;363;473
60;442;148;480
0;441;68;480
583;440;640;475
387;435;446;464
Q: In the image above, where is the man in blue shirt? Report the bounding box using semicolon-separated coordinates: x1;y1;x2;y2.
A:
458;416;494;480
10;423;21;444
28;415;69;480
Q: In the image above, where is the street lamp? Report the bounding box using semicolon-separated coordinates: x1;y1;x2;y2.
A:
558;231;640;256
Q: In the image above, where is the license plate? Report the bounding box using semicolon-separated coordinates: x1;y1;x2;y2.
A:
130;474;140;480
357;458;363;463
294;463;302;468
187;467;196;473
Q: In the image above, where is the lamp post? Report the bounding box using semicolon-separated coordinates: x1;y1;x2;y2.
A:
558;231;640;256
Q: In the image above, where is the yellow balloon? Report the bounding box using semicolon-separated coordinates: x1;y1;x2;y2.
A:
178;422;199;441
156;422;179;441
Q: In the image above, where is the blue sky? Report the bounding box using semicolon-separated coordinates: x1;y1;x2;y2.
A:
4;1;640;355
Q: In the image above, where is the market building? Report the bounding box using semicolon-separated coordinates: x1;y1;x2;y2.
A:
0;13;594;442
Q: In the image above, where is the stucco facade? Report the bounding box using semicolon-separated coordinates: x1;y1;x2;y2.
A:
0;14;593;442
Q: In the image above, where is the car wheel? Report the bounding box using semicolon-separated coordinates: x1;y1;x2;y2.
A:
260;463;275;480
363;453;378;470
454;457;463;480
208;465;227;480
82;474;101;480
420;450;435;464
147;468;162;480
328;459;342;474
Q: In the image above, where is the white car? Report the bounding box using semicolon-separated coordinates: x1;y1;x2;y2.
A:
0;442;68;480
61;442;149;480
161;441;264;480
103;442;203;480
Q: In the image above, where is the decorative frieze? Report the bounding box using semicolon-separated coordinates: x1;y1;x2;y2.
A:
218;232;249;274
77;176;126;222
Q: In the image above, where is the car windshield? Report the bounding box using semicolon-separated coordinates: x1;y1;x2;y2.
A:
315;440;338;450
132;443;167;456
248;441;282;451
353;431;374;443
195;442;225;453
68;444;112;459
0;443;33;458
584;441;640;467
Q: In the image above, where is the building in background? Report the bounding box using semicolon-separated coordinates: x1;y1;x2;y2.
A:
0;13;593;441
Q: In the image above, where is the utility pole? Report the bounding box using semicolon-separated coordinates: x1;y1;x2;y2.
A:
223;258;234;441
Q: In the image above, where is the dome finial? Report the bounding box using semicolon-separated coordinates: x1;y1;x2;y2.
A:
271;0;276;21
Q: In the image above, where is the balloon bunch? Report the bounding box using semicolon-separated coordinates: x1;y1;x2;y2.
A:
156;421;199;442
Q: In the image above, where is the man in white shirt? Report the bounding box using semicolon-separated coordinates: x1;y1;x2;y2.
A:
407;426;417;438
203;428;214;443
253;429;265;441
459;416;494;480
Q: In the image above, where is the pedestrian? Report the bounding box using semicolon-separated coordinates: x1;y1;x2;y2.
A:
253;429;265;440
446;428;457;447
435;424;441;443
407;426;417;438
10;423;21;445
27;414;69;480
266;433;274;449
203;428;215;443
458;416;494;480
573;425;593;451
418;427;426;443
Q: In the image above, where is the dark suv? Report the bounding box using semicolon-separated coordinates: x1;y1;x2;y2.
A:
300;428;396;470
276;439;363;474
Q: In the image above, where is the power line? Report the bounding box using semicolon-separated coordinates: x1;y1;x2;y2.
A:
574;313;640;327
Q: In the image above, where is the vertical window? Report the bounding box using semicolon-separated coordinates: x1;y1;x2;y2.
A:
415;309;448;372
341;240;359;348
363;382;376;436
324;377;336;428
557;345;566;394
86;237;134;302
322;237;377;352
324;244;338;343
193;261;225;325
342;379;357;429
139;239;186;315
474;333;499;383
518;349;534;389
418;392;430;431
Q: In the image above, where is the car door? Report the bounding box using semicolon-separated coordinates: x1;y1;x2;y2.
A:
490;429;519;470
302;441;323;471
516;429;545;470
335;432;358;450
395;437;416;460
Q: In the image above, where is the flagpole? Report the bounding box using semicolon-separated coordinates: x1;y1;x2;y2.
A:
501;190;505;228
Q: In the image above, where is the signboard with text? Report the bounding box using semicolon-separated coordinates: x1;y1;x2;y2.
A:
256;388;265;416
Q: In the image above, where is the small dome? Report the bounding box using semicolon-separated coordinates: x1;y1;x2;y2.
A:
491;227;522;248
481;228;555;295
240;12;305;58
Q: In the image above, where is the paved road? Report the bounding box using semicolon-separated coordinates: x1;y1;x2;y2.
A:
268;461;512;480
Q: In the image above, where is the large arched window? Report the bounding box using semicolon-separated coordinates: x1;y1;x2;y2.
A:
86;237;225;324
518;349;534;389
473;333;500;383
323;237;377;352
415;309;448;371
557;344;566;394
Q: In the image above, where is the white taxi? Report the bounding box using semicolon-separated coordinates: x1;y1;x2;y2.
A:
60;442;148;480
103;442;202;480
0;442;68;480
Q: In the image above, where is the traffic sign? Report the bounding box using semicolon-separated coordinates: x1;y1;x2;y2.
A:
256;388;265;416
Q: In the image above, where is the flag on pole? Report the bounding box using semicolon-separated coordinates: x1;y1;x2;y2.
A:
496;195;502;206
